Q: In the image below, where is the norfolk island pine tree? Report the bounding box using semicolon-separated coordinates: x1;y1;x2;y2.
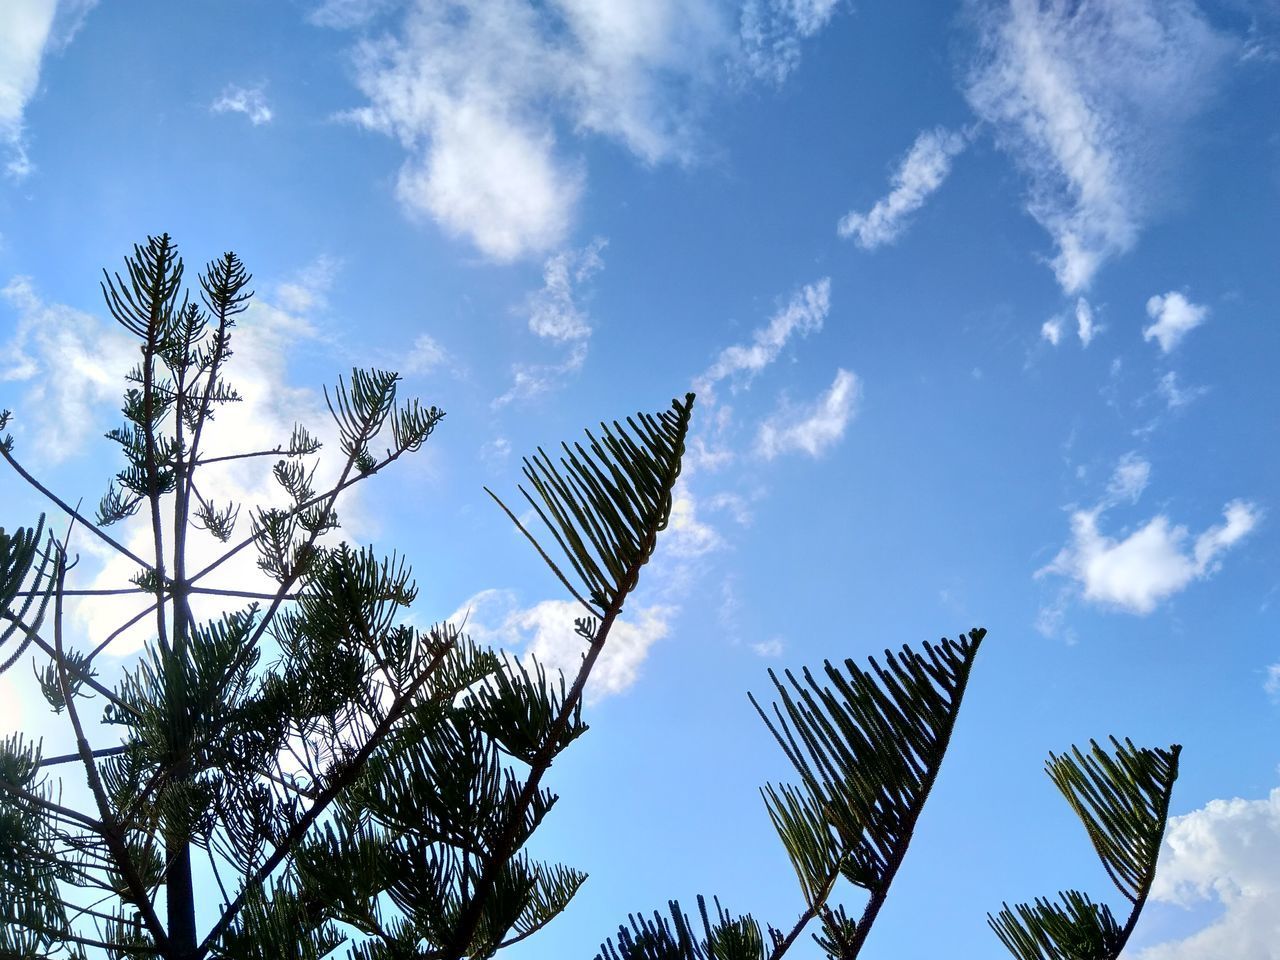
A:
0;236;1180;959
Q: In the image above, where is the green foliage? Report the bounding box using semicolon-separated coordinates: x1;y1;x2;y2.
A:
990;738;1181;960
0;236;693;960
596;631;988;960
0;235;1182;960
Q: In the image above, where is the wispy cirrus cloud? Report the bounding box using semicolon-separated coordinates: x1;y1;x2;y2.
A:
0;0;96;177
341;1;836;260
738;0;841;84
837;127;967;249
966;0;1230;293
694;277;830;400
211;83;274;125
756;367;859;460
493;238;605;407
1157;371;1208;410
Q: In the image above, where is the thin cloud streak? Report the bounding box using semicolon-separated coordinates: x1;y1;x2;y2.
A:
838;127;966;249
966;0;1230;293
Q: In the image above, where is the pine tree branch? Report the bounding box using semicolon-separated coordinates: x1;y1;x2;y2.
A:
0;771;105;832
0;610;142;718
4;917;160;955
766;870;843;960
194;640;454;960
38;745;130;768
0;446;151;569
442;566;631;959
84;600;158;665
48;551;170;951
13;587;148;597
193;447;288;466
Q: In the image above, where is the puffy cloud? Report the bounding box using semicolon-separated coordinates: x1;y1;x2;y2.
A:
966;0;1229;293
1145;291;1208;353
1041;315;1063;346
345;1;712;259
665;485;723;558
1039;499;1259;615
1135;789;1280;959
211;83;273;125
694;277;830;399
837;127;967;249
0;275;136;462
343;1;836;259
756;367;859;460
448;589;672;703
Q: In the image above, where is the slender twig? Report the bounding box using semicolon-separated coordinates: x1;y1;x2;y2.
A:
0;774;106;832
193;447;285;466
0;611;142;718
49;548;169;949
84;600;159;665
13;587;147;597
39;745;129;768
0;446;150;568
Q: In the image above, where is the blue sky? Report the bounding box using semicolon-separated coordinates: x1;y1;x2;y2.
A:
2;0;1278;956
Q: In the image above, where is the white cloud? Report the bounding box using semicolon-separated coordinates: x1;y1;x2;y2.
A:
1145;291;1208;353
1265;663;1280;700
494;238;605;406
343;1;835;259
0;0;79;177
1135;789;1280;960
308;0;400;29
738;0;840;83
481;436;511;463
448;589;673;703
707;490;754;526
1041;315;1063;346
666;485;723;558
694;277;830;399
1076;297;1098;346
837;127;966;249
1106;452;1150;504
1039;499;1260;615
403;332;448;375
211;83;274;125
345;1;715;259
756;367;858;460
492;343;587;408
966;0;1229;293
0;275;136;462
525;237;605;342
1157;371;1208;410
751;637;784;657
